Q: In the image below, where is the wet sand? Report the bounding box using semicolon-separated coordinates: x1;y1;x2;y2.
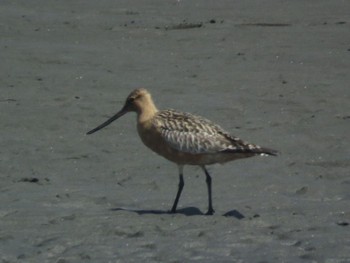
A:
1;0;350;262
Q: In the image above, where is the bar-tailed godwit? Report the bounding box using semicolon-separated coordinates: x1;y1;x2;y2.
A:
87;88;277;215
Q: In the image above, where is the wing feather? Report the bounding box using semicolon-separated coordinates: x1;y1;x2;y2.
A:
154;110;254;154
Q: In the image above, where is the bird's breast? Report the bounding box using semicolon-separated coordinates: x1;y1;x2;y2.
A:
137;121;166;155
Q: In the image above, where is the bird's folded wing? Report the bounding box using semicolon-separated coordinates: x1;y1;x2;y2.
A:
160;129;231;154
155;109;256;154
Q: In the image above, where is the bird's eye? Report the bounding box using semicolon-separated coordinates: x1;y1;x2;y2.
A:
127;97;135;104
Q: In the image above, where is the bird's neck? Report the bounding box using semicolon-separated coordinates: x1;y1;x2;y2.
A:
137;99;158;124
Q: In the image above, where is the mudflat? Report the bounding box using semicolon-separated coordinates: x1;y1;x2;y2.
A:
1;1;349;262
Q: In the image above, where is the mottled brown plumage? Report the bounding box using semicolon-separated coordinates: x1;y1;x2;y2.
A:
87;88;277;215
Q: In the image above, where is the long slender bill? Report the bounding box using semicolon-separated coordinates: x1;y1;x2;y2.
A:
87;108;127;135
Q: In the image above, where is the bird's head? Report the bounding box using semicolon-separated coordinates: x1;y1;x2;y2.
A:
86;88;156;135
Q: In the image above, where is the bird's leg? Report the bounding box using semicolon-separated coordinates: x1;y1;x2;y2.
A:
170;165;184;213
202;166;215;215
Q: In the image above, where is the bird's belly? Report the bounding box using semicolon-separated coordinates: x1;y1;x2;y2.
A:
138;127;190;163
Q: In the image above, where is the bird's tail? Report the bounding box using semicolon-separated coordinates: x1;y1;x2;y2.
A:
255;147;278;156
222;146;278;156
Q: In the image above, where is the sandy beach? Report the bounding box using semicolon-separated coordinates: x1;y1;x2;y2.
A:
1;0;350;262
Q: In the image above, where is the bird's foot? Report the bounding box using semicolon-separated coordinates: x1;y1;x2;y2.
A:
205;209;215;215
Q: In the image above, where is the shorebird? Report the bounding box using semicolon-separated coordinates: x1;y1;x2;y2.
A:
87;88;277;215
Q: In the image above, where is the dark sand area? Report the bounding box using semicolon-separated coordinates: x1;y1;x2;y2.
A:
1;0;350;262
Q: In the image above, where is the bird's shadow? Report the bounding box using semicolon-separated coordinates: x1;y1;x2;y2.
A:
110;207;245;219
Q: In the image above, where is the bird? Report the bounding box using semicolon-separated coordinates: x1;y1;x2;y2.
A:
87;88;277;215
